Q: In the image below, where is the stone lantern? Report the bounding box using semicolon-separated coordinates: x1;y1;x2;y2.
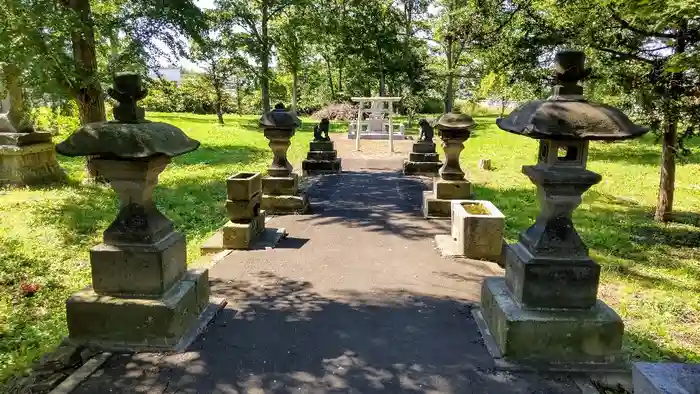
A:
477;51;649;366
421;113;475;218
259;105;309;214
56;72;219;350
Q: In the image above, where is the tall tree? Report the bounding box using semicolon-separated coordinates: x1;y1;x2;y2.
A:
272;8;308;112
216;0;305;113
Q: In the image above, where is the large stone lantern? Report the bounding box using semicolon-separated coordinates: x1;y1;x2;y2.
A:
477;51;649;366
56;72;219;350
421;113;475;218
259;104;309;214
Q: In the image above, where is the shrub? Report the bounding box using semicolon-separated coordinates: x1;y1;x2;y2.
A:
311;102;358;120
420;97;443;114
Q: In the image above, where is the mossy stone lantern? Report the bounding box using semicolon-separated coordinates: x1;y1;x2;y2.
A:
56;72;218;351
259;104;309;214
478;51;649;366
421;113;476;218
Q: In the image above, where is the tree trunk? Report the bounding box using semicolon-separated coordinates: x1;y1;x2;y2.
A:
655;117;678;221
379;72;386;96
445;54;454;112
337;60;343;93
64;0;106;182
260;4;271;113
235;80;243;116
654;25;686;222
291;69;298;113
324;56;335;100
215;86;224;125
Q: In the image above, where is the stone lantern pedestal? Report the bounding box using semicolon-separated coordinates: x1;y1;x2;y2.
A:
260;110;309;214
302;140;342;175
201;172;286;252
56;72;222;351
403;141;442;176
0;129;66;186
475;51;649;368
422;114;475;218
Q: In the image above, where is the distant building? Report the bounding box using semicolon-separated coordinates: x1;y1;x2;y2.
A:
148;67;182;85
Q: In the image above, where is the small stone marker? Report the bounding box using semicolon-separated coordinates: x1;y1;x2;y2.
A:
55;72;221;351
302;118;341;175
260;104;310;214
421;113;475;218
476;50;649;368
403;118;442;176
201;172;286;252
478;158;492;170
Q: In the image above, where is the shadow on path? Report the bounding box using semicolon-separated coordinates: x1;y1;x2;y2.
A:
76;273;580;394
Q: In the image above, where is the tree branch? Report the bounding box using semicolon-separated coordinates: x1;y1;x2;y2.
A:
609;8;679;39
592;45;658;65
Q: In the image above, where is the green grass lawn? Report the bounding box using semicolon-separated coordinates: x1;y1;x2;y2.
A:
0;112;698;385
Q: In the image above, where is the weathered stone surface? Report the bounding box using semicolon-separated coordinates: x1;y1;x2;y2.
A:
403;160;441;176
434;178;471;200
226;172;262;201
182;268;210;313
0;131;51;146
633;362;700;394
221;213;266;249
481;277;624;364
261;193;309;214
412;141;437;154
91;157;175;245
262;174;299;196
225;192;262;222
310;141;334;152
0;142;67;186
56;121;200;159
306;150;338;161
505;242;601;309
302;158;342;175
409;152;439;162
66;280;199;349
422;191;452;218
89;231;187;297
450;200;505;261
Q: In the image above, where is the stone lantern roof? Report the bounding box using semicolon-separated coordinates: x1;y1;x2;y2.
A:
496;51;649;141
259;105;301;129
435;113;475;131
56;72;200;158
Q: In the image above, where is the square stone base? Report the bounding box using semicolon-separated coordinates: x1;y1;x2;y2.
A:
90;231;187;297
422;190;475;218
66;268;217;351
434;178;471;199
262;193;309;214
262;174;299;195
306;150;338;161
302;158;342;175
434;234;502;262
403;160;442;177
201;213;266;252
479;277;624;365
0;142;67;186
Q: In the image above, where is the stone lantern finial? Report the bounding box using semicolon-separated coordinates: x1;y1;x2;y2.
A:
108;72;148;123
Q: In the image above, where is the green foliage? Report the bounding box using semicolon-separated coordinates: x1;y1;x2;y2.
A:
141;75;237;114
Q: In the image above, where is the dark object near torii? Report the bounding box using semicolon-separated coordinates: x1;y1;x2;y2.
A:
418;118;434;143
313;118;331;141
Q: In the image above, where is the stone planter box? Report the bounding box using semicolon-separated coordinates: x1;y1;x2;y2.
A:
451;200;505;260
226;172;262;201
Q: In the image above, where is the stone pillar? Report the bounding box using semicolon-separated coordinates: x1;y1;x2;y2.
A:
259;107;309;214
355;100;363;151
421;113;475;218
201;172;285;252
404;118;442;176
477;50;649;368
388;101;394;153
56;72;219;351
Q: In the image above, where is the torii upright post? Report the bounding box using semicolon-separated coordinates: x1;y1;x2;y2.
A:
388;101;394;153
355;99;363;151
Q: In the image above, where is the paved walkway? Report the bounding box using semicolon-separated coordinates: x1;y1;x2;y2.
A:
72;159;582;394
